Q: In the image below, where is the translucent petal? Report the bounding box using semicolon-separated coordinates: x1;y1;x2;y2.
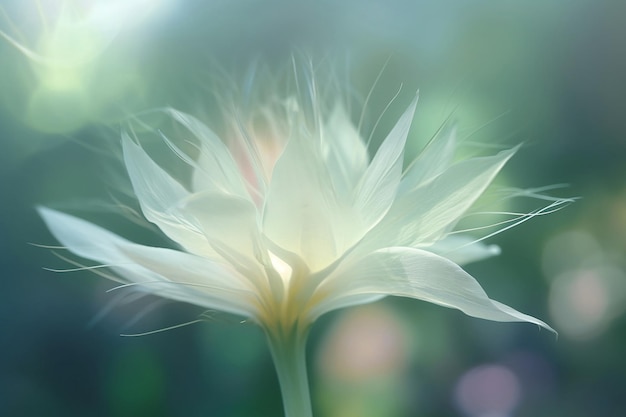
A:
182;192;262;259
179;191;279;293
400;122;456;192
161;109;249;198
321;103;369;197
122;134;211;257
427;235;501;265
353;96;418;228
122;132;188;212
310;247;555;332
263;130;358;271
37;207;257;317
365;147;517;249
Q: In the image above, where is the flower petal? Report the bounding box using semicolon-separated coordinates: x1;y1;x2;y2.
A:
162;109;249;198
122;133;211;256
321;103;369;197
400;122;457;192
263;130;358;271
38;207;258;318
353;95;418;228
182;192;262;259
179;191;284;295
427;235;501;265
122;132;188;212
364;147;517;249
310;247;554;333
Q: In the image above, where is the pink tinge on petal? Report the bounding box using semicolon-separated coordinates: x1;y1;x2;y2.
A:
227;125;286;207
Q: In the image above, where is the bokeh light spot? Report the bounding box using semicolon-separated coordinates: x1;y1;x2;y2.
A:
549;266;625;340
543;230;626;339
317;304;409;382
454;364;521;417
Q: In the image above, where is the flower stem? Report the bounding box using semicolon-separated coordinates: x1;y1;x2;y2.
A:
266;325;312;417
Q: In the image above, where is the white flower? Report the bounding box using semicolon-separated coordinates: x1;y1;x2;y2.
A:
38;94;554;335
38;89;555;416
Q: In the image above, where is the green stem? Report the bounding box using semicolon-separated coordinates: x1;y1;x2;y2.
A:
266;326;312;417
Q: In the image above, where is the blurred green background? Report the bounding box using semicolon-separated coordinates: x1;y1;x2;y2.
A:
1;0;625;416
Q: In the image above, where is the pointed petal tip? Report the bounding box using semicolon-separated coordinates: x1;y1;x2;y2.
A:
121;130;140;152
321;247;557;338
488;244;501;256
36;206;54;229
532;319;558;338
527;316;557;336
37;205;62;224
407;92;419;113
490;299;557;336
505;143;522;158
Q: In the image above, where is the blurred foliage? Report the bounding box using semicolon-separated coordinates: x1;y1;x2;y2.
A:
1;0;626;416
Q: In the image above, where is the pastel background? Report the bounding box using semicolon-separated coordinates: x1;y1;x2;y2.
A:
1;1;625;416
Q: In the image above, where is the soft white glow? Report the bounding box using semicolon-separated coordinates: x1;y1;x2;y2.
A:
0;0;173;133
269;251;293;285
